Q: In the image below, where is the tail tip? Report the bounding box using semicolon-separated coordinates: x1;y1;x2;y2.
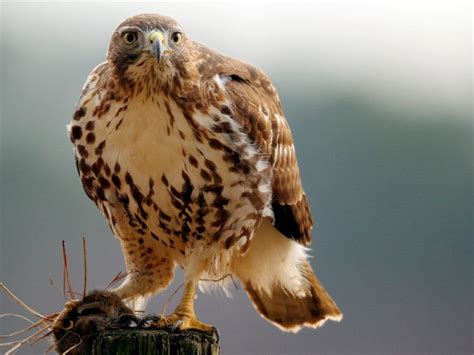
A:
278;311;343;333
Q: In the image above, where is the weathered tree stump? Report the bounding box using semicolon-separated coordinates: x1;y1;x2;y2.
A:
85;329;219;355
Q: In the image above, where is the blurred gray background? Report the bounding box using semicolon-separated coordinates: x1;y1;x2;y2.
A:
0;2;472;354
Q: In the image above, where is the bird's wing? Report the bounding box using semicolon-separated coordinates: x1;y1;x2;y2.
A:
70;62;111;202
199;46;313;245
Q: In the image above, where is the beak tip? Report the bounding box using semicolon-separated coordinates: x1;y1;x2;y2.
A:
151;41;161;62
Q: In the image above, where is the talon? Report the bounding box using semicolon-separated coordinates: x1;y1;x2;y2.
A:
212;326;220;342
171;319;184;333
138;313;162;328
116;313;140;327
160;313;216;335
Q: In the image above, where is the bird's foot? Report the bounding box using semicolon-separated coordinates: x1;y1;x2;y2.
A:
137;313;163;328
139;312;218;339
166;313;217;338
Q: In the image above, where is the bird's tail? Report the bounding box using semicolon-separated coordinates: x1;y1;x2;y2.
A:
231;219;342;332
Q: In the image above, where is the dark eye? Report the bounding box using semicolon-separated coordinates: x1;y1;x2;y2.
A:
123;31;138;45
171;32;182;44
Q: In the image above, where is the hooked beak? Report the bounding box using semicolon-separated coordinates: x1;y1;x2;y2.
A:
147;31;172;62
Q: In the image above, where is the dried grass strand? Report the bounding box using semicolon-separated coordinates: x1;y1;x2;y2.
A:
0;316;45;338
0;283;47;320
49;278;83;298
105;271;129;290
62;241;76;300
82;237;87;299
0;313;34;325
63;339;83;354
3;325;49;355
45;332;67;354
161;283;184;316
30;329;53;346
200;273;239;290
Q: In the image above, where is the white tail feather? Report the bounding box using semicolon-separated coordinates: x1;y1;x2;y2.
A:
231;219;310;296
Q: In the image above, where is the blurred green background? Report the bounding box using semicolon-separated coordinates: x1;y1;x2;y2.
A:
0;2;472;354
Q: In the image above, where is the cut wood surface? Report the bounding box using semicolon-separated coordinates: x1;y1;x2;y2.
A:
85;328;220;355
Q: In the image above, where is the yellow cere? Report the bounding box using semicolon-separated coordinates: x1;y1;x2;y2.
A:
148;31;165;46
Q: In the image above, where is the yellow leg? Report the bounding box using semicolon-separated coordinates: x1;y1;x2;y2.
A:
150;280;217;336
174;280;196;317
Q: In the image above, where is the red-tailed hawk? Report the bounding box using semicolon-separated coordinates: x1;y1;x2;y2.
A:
68;13;342;334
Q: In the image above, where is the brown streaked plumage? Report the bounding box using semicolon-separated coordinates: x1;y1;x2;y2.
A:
68;13;341;334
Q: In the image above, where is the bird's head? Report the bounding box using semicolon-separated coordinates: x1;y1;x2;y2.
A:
107;14;191;89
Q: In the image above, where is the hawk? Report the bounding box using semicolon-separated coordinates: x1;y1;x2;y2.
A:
68;14;342;334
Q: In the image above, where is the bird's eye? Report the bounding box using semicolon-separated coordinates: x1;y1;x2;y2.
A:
171;32;182;44
123;31;138;45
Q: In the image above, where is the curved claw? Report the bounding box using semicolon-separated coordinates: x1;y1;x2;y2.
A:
171;319;184;333
116;313;140;328
211;326;220;342
138;313;163;328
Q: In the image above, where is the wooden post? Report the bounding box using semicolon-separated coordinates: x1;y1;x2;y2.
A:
83;329;220;355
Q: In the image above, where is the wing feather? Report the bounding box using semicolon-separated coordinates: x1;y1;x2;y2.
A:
198;46;313;245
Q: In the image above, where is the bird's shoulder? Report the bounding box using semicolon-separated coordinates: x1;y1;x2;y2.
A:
194;42;314;245
79;62;112;98
73;61;128;123
194;42;279;100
